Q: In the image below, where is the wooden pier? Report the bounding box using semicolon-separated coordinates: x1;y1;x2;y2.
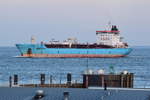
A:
9;71;134;88
19;83;83;88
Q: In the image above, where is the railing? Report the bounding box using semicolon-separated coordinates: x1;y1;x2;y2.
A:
0;73;150;88
0;73;83;88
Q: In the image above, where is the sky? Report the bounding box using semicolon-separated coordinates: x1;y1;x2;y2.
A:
0;0;150;46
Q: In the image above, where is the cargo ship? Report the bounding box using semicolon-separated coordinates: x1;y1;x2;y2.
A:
16;25;132;58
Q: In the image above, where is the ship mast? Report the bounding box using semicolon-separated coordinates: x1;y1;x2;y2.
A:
31;36;36;44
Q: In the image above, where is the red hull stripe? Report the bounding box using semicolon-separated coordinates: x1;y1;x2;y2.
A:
21;54;126;58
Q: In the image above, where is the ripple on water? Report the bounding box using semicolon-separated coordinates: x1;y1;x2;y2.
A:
0;47;150;88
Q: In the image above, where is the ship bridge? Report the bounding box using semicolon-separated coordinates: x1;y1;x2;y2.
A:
96;25;126;48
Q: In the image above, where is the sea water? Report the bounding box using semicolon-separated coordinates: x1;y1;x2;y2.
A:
0;46;150;88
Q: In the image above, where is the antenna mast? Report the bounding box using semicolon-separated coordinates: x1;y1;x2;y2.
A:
108;21;112;30
31;36;36;44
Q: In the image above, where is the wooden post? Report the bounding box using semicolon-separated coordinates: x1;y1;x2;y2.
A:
40;74;45;85
50;75;52;84
101;75;104;87
85;75;89;88
14;74;18;85
67;73;72;86
9;76;12;87
121;74;124;88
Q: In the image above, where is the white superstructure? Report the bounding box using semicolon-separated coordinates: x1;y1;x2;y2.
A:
96;25;127;48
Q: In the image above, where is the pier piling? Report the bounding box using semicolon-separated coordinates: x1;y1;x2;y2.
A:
67;73;72;86
14;74;18;85
40;74;45;85
9;76;12;87
50;75;53;84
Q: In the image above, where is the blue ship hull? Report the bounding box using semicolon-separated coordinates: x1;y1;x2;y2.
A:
16;44;132;58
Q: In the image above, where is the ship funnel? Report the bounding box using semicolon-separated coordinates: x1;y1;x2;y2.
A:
31;36;36;44
111;25;118;31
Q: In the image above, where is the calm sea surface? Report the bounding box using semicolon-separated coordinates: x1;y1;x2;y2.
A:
0;46;150;88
